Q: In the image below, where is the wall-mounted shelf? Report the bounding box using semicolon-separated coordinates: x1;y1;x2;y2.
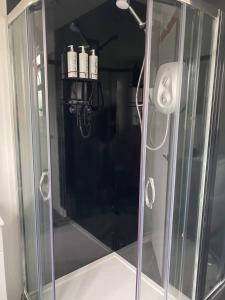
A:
61;99;99;112
61;76;103;109
61;75;104;138
62;77;98;83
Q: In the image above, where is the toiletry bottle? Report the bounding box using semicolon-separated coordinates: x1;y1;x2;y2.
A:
79;46;88;78
67;45;77;78
89;49;98;80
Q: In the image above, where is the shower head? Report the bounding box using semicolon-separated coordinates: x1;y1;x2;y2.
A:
69;22;89;47
69;22;79;33
116;0;130;9
116;0;145;30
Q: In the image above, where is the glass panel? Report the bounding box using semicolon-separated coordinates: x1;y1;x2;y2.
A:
138;1;218;300
44;0;147;299
169;9;206;297
169;9;218;300
204;59;225;296
9;3;55;299
139;1;184;299
9;11;39;295
27;4;55;299
204;142;225;296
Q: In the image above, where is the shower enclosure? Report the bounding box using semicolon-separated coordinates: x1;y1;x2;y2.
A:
7;0;225;299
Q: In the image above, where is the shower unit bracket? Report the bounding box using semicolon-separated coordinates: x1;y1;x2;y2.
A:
21;289;31;300
61;77;104;138
116;0;146;29
62;77;104;112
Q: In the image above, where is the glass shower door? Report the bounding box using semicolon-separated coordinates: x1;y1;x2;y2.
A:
137;0;219;299
9;2;55;299
9;11;39;297
27;4;55;299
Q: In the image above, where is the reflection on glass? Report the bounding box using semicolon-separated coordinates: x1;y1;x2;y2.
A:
10;0;220;299
170;10;217;300
9;11;39;296
27;5;55;299
204;80;225;296
141;1;182;297
9;4;55;300
45;0;146;298
140;1;218;300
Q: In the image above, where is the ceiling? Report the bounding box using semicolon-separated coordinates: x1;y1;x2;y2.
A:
55;0;147;68
52;0;147;30
47;0;215;70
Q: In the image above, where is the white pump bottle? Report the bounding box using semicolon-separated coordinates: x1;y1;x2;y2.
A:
79;46;88;78
67;45;77;78
89;49;98;80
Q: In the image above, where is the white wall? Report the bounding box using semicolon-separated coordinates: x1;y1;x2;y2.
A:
0;0;23;299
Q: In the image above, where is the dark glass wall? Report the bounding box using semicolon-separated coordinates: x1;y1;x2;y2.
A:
45;0;146;279
204;83;225;296
196;13;225;299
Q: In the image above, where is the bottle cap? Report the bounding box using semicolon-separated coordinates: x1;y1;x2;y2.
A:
68;45;74;51
79;46;86;53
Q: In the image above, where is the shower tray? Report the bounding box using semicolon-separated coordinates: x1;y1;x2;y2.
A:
36;253;189;300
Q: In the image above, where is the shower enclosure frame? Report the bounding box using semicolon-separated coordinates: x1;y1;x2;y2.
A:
195;10;225;300
136;1;221;300
8;1;56;299
7;0;225;299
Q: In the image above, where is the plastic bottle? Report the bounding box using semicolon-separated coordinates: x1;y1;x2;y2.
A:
89;49;98;80
67;45;77;78
79;46;88;78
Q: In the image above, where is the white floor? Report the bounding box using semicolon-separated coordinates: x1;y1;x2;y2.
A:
42;253;189;300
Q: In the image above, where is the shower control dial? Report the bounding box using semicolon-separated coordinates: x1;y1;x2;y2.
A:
153;62;179;114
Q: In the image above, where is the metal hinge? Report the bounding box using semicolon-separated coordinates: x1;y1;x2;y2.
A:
21;289;31;300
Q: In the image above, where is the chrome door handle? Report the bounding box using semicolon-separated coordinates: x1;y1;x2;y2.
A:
145;177;155;209
39;170;50;201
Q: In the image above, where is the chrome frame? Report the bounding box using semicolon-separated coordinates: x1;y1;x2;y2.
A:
206;278;225;300
176;10;204;296
8;13;31;296
23;288;32;300
135;1;153;299
42;0;56;299
136;0;219;299
192;13;220;300
8;0;39;24
8;9;42;298
178;0;218;18
8;1;56;299
26;8;44;297
196;10;225;300
163;4;186;299
6;0;221;300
